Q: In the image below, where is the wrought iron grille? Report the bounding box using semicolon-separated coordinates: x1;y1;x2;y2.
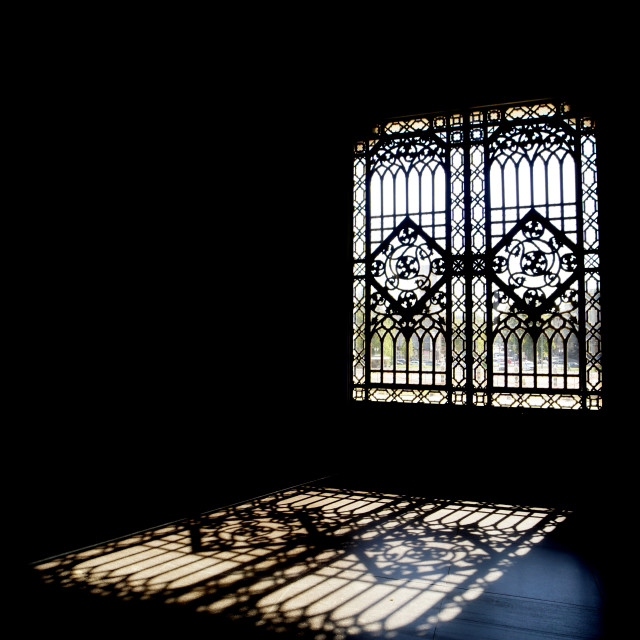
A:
352;100;602;410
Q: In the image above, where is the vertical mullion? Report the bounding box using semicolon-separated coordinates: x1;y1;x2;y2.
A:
352;144;368;401
445;139;453;402
501;162;506;229
544;157;550;218
582;123;601;408
364;147;372;400
418;166;423;226
393;170;398;230
405;167;410;219
529;160;535;210
463;112;474;406
559;153;566;231
485;121;494;407
448;117;466;405
574;124;587;407
432;170;436;216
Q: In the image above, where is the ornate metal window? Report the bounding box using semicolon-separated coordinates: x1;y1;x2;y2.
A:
352;100;602;410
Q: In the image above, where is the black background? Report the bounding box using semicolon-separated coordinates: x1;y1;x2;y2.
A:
13;11;633;572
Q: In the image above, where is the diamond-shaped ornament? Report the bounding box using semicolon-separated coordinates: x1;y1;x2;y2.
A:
370;218;446;315
491;209;578;313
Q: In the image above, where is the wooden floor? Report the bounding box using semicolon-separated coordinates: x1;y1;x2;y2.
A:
23;475;612;639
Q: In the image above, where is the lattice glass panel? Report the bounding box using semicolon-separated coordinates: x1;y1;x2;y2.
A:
369;388;448;404
450;147;465;254
451;275;466;391
505;103;556;120
492;393;583;410
383;118;430;135
450;142;466;396
469;136;487;392
352;150;367;397
585;271;601;394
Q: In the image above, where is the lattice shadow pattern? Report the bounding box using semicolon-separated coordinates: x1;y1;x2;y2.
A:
31;483;603;639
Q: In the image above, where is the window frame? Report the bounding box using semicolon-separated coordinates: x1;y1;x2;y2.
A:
351;99;602;411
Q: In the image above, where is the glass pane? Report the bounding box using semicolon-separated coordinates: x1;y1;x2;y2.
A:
493;336;505;373
490;162;503;208
537;335;549;374
371;334;381;370
417;335;429;369
518;159;531;207
507;334;520;373
370;172;381;217
383;334;393;370
383;171;394;215
434;165;446;211
562;155;576;202
396;334;407;368
567;333;579;371
504;160;517;208
532;156;546;206
547;155;561;204
522;334;534;373
421;167;433;212
396;171;407;216
551;334;564;373
435;333;446;371
408;168;419;213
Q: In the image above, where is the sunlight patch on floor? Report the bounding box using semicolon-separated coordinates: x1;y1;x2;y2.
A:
33;485;571;638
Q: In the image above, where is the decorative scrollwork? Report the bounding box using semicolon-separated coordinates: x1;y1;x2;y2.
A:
371;135;446;171
370;218;446;315
209;518;297;547
490;210;580;336
492;210;577;307
489;121;574;161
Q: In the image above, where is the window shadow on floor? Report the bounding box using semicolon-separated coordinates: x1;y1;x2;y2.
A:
24;477;610;639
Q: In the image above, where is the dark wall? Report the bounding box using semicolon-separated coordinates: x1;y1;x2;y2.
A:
17;29;631;564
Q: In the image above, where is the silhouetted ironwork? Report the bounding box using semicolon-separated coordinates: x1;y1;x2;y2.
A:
353;100;601;410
